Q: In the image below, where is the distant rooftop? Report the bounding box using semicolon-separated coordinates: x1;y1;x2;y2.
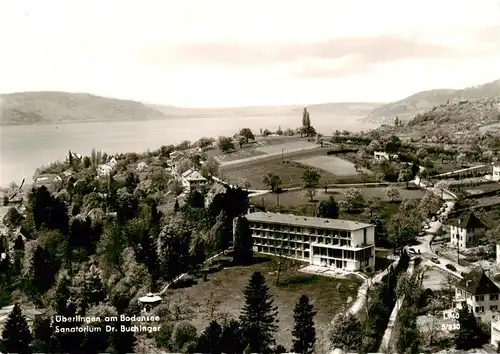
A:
246;212;373;231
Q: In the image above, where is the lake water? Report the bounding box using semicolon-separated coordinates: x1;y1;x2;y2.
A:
0;115;377;187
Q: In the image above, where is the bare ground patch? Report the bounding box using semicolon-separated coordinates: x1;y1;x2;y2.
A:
166;256;362;350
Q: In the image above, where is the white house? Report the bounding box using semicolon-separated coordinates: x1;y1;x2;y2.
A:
493;165;500;181
137;161;148;172
455;268;500;322
181;169;208;192
374;151;398;161
240;212;375;271
492;318;500;349
169;151;184;162
138;293;162;314
97;164;112;177
107;157;118;169
449;211;487;249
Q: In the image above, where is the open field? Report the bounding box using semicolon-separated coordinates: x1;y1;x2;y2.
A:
250;188;426;217
464;183;500;195
213;148;267;163
221;151;337;189
256;141;317;154
296;156;372;176
208;136;313;164
166;255;362;349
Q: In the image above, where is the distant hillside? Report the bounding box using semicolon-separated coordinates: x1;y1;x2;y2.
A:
150;102;383;118
0;91;167;126
380;97;500;139
0;90;384;126
362;79;500;124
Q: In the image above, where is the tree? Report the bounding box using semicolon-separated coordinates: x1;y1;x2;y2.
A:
29;245;55;299
302;107;311;128
172;322;198;352
302;170;320;188
1;303;32;354
240;272;279;352
197;320;223;354
31;316;53;353
218;136;234;153
292;295;317;354
2;207;24;229
359;171;369;185
238;136;246;148
302;170;320;201
201;157;220;177
338;188;365;212
198;137;214;150
239;128;255;144
329;313;362;352
385;186;400;202
233;216;253;265
263;173;282;193
220;319;244;353
388;201;422;250
174;199;180;212
456;152;467;167
168;179;184;197
454;306;487;350
316;196;339;219
398;168;412;188
384;135;401;154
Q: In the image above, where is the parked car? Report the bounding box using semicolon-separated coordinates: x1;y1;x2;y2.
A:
460;272;467;277
418;231;425;236
408;248;416;254
431;258;440;264
446;264;457;271
431;216;437;222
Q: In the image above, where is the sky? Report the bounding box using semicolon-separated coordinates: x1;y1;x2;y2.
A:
1;0;499;107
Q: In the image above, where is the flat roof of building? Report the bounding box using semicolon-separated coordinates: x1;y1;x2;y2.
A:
246;212;372;231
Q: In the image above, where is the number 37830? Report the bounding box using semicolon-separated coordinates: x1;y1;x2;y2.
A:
441;323;460;331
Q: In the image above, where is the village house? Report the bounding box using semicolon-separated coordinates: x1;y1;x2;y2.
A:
449;210;487;249
181;169;208;192
239;212;375;271
107;157;118;168
373;151;398;161
169;151;184;162
136;161;148;172
492;165;500;182
455;268;500;322
97;164;112;177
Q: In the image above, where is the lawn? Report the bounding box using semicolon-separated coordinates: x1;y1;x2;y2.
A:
208;136;312;164
221;158;337;189
296;156;372;176
257;141;317;154
166;255;362;349
250;187;426;211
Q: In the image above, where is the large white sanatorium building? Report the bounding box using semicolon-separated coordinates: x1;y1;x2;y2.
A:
242;212;375;271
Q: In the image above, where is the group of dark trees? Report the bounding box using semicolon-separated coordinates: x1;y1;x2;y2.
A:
183;271;317;354
0;145;256;353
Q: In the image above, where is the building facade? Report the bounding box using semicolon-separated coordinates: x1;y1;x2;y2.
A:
455;269;500;322
240;212;375;271
492;165;500;181
181;169;208;192
374;151;398;161
449;211;486;249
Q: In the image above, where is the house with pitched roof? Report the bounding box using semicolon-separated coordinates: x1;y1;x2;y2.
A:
181;169;208;192
449;210;486;249
455;268;500;321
